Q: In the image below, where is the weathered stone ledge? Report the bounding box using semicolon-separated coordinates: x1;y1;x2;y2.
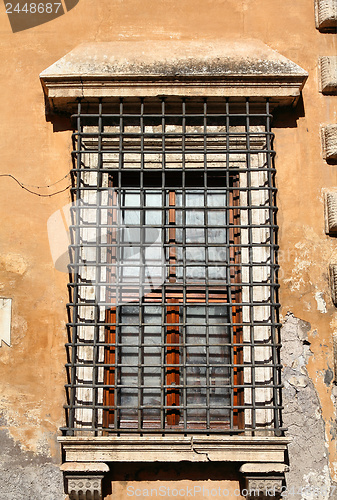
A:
59;435;289;463
40;40;308;111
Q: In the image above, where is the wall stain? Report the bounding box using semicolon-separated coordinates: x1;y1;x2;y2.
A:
324;368;334;387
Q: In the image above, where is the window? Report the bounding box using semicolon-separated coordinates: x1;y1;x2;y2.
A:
65;97;282;436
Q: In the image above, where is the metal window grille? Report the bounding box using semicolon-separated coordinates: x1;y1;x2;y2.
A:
64;97;283;436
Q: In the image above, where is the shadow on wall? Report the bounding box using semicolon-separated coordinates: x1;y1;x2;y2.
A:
102;462;243;499
272;94;305;129
44;94;306;134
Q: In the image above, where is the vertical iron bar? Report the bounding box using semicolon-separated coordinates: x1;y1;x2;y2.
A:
115;97;124;430
245;97;256;433
161;97;166;430
204;98;210;430
225;98;235;431
138;98;145;431
265;99;280;434
91;98;103;434
182;97;187;430
68;99;82;435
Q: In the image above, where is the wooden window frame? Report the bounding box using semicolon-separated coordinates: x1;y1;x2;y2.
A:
102;173;244;431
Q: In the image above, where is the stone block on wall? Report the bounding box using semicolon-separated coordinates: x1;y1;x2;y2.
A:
325;192;337;233
315;0;337;30
322;125;337;161
319;57;337;94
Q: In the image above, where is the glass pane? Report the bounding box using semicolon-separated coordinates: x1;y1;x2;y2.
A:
120;305;139;422
145;210;161;225
123;193;140;207
207;191;226;207
186;306;207;422
209;305;231;420
123;210;140;225
145;192;161;207
185;305;231;424
143;306;162;421
186;228;205;244
186;210;204;226
208;210;226;226
186;191;204;207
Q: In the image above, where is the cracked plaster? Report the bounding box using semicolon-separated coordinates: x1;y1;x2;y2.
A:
281;313;332;499
0;417;64;500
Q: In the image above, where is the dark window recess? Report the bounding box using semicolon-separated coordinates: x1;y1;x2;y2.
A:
64;97;283;436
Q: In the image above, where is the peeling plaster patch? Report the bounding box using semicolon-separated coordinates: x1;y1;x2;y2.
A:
0;395;61;457
330;386;337;452
315;292;327;313
0;253;28;275
0;427;63;500
283;240;313;292
288;375;308;389
10;314;28;346
302;466;331;500
329;417;337;441
282;230;337;298
332;462;337;480
281;313;331;499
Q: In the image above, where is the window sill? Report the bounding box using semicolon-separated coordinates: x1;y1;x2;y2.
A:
59;435;289;463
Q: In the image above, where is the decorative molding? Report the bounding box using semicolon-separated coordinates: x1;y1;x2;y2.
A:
65;476;104;500
240;463;289;474
244;477;283;499
40;40;308;112
240;463;285;498
330;264;337;304
324;192;337;233
315;0;337;30
59;436;289;463
319;56;337;94
322;125;337;161
61;463;109;500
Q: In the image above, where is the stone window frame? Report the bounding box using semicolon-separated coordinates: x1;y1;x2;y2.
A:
40;40;307;499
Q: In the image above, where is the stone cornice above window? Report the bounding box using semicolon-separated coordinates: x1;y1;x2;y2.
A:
40;40;308;112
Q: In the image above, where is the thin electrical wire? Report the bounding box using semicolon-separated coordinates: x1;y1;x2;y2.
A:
0;174;71;197
18;172;70;189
